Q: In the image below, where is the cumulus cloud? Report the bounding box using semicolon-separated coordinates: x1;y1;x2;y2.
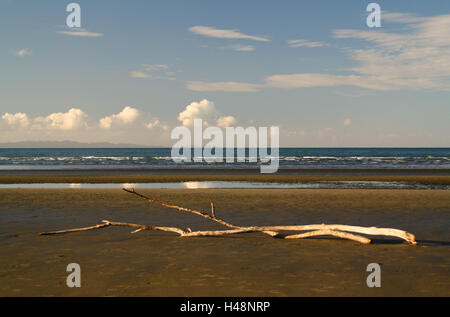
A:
189;26;270;42
15;48;32;57
177;99;216;127
2;112;29;128
34;108;87;130
177;99;237;128
114;107;139;123
2;109;87;131
216;116;237;128
146;119;169;131
99;106;139;129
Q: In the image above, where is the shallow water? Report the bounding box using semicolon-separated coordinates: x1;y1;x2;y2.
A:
0;180;447;189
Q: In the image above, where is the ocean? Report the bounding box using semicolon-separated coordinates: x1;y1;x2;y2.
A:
0;148;448;170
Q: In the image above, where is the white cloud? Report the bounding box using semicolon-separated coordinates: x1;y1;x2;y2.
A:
265;73;359;88
382;12;426;24
228;44;255;51
177;99;237;128
216;116;237;128
129;71;150;78
187;13;450;92
264;73;396;90
287;39;327;48
142;64;169;71
185;74;385;92
57;28;103;37
130;64;175;80
99;106;139;129
111;107;139;124
186;74;393;92
189;26;270;42
146;119;169;131
186;81;261;92
15;48;32;57
177;99;216;127
99;116;113;129
2;109;87;131
35;108;87;130
330;13;450;90
2;112;29;128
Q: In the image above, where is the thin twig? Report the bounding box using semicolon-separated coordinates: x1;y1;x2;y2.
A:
40;220;186;236
40;223;111;235
122;188;239;229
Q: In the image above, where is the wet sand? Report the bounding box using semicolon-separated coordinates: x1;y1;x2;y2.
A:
0;188;449;296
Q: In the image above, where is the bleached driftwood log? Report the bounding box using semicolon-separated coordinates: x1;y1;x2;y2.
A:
39;188;417;245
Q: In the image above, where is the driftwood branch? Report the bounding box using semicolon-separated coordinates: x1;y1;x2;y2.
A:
39;188;417;245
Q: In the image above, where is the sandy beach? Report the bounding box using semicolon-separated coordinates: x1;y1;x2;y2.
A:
1;187;449;296
3;0;450;304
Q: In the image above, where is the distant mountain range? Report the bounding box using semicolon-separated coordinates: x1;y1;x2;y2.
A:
0;140;162;148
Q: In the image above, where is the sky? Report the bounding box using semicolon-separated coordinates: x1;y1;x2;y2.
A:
1;0;449;147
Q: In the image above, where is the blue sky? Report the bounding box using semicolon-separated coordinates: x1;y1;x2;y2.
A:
1;0;449;146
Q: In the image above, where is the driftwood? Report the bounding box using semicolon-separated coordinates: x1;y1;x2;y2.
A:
40;188;417;245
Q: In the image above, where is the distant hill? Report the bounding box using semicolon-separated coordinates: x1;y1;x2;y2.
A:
0;140;162;148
